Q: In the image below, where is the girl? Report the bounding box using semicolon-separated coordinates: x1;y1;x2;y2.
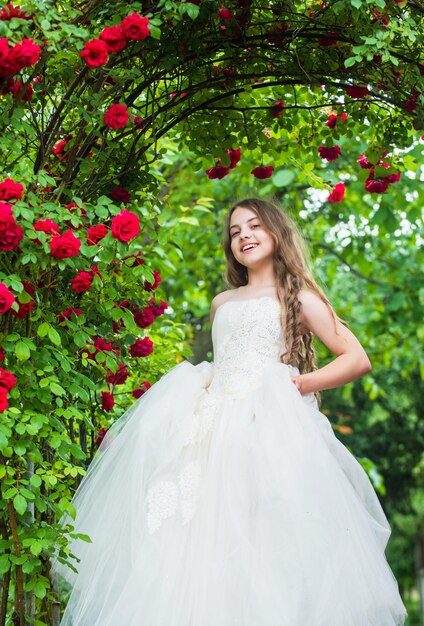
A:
52;197;407;626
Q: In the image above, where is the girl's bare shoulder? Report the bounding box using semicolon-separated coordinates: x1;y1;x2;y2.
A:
210;289;237;320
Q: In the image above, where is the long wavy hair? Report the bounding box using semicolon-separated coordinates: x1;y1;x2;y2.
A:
223;198;346;399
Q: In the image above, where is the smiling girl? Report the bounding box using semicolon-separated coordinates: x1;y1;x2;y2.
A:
52;197;407;626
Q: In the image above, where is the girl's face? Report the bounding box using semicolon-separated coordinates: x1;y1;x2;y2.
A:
229;206;275;269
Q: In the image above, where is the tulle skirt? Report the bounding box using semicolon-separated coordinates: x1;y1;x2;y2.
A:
51;360;407;626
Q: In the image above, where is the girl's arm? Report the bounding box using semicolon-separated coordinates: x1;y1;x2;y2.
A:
292;289;372;394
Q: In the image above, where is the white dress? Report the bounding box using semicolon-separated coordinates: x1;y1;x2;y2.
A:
52;295;407;626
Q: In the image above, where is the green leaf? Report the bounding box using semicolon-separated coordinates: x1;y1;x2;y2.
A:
48;327;61;346
273;169;295;188
50;382;66;396
37;322;50;337
13;494;27;515
15;341;30;361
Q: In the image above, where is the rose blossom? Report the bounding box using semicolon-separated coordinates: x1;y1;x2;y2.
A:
0;203;15;233
99;25;127;53
148;298;168;317
325;112;347;128
104;104;130;129
109;186;131;204
0;367;17;391
364;175;389;194
106;363;129;385
144;269;161;292
34;218;60;236
205;162;229;180
50;230;81;258
8;38;40;69
111;209;140;242
133;306;156;328
272;99;284;118
357;153;373;169
80;39;108;67
0;222;23;251
57;307;83;324
0;178;24;201
0;283;15;313
70;271;94;294
132;381;151;398
327;182;345;203
86;224;108;245
318;145;341;162
227;148;241;169
0;387;8;412
0;4;31;20
101;392;115;411
7;79;33;101
120;13;150;41
217;8;233;19
345;85;368;98
129;337;153;357
251;165;274;179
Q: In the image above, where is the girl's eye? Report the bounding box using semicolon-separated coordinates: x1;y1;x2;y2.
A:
231;231;239;238
252;224;260;228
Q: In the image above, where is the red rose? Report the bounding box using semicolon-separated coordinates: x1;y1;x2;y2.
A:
0;283;15;313
148;298;168;317
386;172;401;183
133;306;156;328
52;138;71;160
57;307;83;324
50;230;81;258
0;5;31;19
328;182;345;203
132;381;151;398
325;112;347;128
357;153;373;169
0;348;4;361
34;218;60;236
104;104;130;129
0;203;15;233
345;85;368;98
364;175;389;194
111;209;140;242
109;186;131;204
86;224;108;245
129;337;153;357
120;13;150;41
227;148;241;169
206;162;229;180
144;269;161;292
318;145;341;162
21;280;34;297
0;38;8;64
70;270;94;294
99;25;127;53
11;300;34;318
0;222;23;251
7;78;33;101
80;39;108;68
0;178;24;201
8;38;40;70
251;165;274;179
101;392;115;411
95;427;110;447
272;99;284;118
217;7;233;19
0;387;8;412
106;364;129;385
0;367;17;391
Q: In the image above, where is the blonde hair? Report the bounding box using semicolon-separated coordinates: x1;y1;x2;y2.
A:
224;198;345;399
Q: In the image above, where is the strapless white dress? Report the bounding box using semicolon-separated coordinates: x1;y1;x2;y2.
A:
52;296;407;626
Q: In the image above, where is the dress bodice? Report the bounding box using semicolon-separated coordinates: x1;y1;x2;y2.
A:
209;296;285;399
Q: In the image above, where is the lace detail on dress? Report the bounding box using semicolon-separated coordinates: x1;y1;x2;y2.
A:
209;297;284;399
146;460;202;533
184;390;221;446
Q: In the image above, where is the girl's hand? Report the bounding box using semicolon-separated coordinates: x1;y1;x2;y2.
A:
291;375;303;393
